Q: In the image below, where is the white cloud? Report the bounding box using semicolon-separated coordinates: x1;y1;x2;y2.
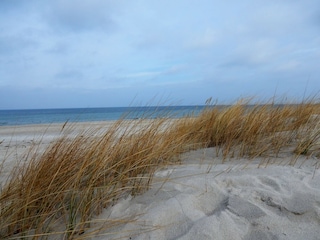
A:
240;39;278;65
121;71;162;79
186;28;217;49
276;60;301;72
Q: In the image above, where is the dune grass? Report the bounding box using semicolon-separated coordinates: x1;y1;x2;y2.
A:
0;98;319;239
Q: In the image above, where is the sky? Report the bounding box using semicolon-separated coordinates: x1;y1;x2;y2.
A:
0;0;319;109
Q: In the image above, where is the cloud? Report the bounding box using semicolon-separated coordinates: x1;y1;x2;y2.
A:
54;70;83;81
186;28;217;49
45;42;70;55
115;65;188;87
218;39;278;70
276;60;301;72
0;0;319;109
311;10;320;28
0;35;38;55
44;0;118;33
0;0;31;12
120;71;162;79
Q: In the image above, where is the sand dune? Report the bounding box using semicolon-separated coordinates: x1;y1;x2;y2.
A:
94;148;320;240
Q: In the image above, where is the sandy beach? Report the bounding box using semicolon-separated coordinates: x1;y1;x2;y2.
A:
0;122;115;184
1;122;319;239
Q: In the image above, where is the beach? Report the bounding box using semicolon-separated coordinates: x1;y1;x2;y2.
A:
1;121;319;239
0;122;115;183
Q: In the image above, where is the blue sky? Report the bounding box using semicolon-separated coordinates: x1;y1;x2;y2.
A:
0;0;319;109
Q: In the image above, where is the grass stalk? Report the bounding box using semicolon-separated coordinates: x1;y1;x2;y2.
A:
0;98;319;238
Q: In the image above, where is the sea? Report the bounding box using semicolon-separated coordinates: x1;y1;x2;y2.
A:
0;106;210;126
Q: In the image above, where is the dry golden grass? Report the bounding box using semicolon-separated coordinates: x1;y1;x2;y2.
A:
0;98;319;239
172;99;320;159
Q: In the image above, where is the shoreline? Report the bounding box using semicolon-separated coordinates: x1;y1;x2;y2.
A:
0;105;207;127
0;119;118;141
0;120;118;131
0;119;176;142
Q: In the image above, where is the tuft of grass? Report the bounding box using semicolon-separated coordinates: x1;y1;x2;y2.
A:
0;97;319;238
0;116;186;239
172;99;320;159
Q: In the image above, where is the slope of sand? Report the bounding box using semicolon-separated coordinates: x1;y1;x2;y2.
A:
1;124;320;239
94;148;320;240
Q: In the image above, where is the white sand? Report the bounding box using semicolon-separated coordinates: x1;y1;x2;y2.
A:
1;124;320;240
93;149;320;240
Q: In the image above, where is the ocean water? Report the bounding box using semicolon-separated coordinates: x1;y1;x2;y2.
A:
0;106;208;126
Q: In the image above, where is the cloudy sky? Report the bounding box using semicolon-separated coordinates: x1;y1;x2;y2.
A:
0;0;319;109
